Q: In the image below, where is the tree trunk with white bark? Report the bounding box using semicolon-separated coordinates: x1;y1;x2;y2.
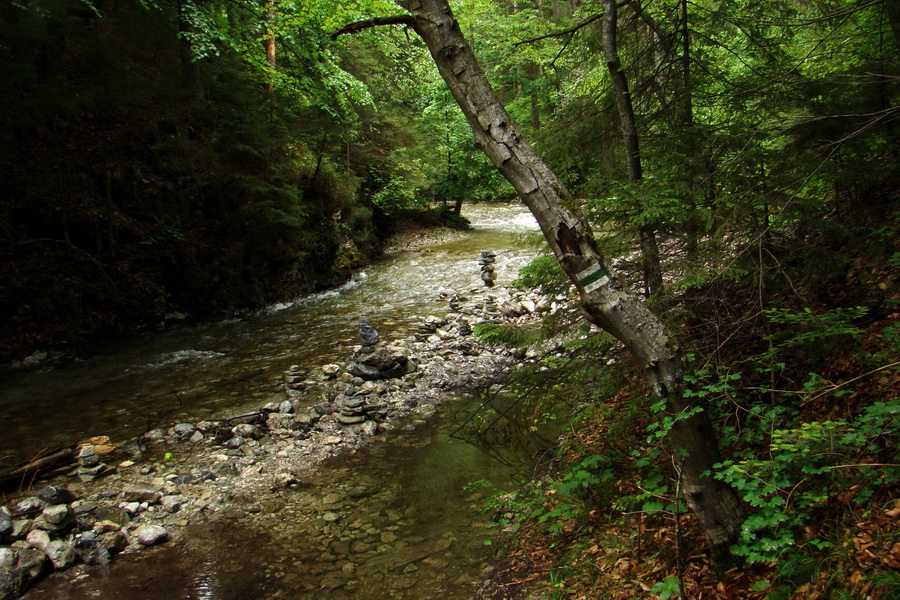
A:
336;0;745;565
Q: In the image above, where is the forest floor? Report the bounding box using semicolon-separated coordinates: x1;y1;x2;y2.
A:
473;314;900;600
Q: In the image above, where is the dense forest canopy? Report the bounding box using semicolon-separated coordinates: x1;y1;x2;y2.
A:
1;0;898;594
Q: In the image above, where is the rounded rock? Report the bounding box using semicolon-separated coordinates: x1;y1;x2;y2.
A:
136;524;169;546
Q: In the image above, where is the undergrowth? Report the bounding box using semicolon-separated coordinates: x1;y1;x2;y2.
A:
471;249;899;600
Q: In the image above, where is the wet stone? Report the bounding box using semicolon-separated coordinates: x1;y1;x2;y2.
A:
37;486;76;505
136;524;169;546
338;415;366;425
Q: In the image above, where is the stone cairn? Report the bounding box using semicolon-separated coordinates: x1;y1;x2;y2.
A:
479;250;496;287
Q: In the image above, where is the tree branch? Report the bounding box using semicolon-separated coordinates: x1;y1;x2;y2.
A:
331;15;415;40
513;13;603;47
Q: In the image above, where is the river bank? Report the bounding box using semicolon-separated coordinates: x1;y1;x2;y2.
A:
2;278;565;599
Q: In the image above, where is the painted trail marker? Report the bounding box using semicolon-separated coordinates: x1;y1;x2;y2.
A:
577;264;610;293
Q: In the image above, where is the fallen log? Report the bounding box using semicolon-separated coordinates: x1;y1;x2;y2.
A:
0;446;77;492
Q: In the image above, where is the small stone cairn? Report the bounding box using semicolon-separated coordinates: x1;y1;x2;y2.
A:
479;250;496;287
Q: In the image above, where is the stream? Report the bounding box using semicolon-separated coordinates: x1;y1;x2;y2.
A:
4;203;546;599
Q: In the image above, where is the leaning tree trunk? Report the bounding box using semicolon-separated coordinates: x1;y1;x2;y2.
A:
336;0;745;565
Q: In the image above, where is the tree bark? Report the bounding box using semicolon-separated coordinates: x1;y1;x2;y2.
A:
601;0;663;298
338;0;745;565
263;0;276;96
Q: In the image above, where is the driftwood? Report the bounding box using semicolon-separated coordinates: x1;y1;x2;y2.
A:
0;446;77;492
0;436;116;492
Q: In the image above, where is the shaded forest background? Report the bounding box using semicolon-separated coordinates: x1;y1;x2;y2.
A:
1;0;899;597
0;0;508;363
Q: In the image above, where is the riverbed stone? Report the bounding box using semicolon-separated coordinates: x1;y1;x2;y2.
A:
0;510;11;538
322;364;342;378
337;415;366;425
36;486;76;506
160;495;183;513
74;531;111;566
123;485;161;504
25;530;50;552
13;498;46;516
37;504;74;532
347;362;381;381
224;436;244;449
45;540;76;569
173;422;197;437
77;463;115;483
98;530;129;554
232;423;262;440
0;547;46;599
136;524;169;546
8;520;30;541
0;548;12;571
94;506;130;527
267;412;294;430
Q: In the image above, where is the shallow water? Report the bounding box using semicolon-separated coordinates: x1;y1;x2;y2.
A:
27;394;525;600
0;203;540;466
8;202;544;600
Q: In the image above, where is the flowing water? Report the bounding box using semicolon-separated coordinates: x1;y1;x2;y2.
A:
5;203;546;599
0;203;540;466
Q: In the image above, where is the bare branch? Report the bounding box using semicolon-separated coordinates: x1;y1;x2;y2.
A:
513;13;603;47
331;15;415;40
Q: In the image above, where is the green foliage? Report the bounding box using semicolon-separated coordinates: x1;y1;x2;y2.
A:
513;255;571;296
761;307;868;363
714;405;898;565
650;576;682;600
